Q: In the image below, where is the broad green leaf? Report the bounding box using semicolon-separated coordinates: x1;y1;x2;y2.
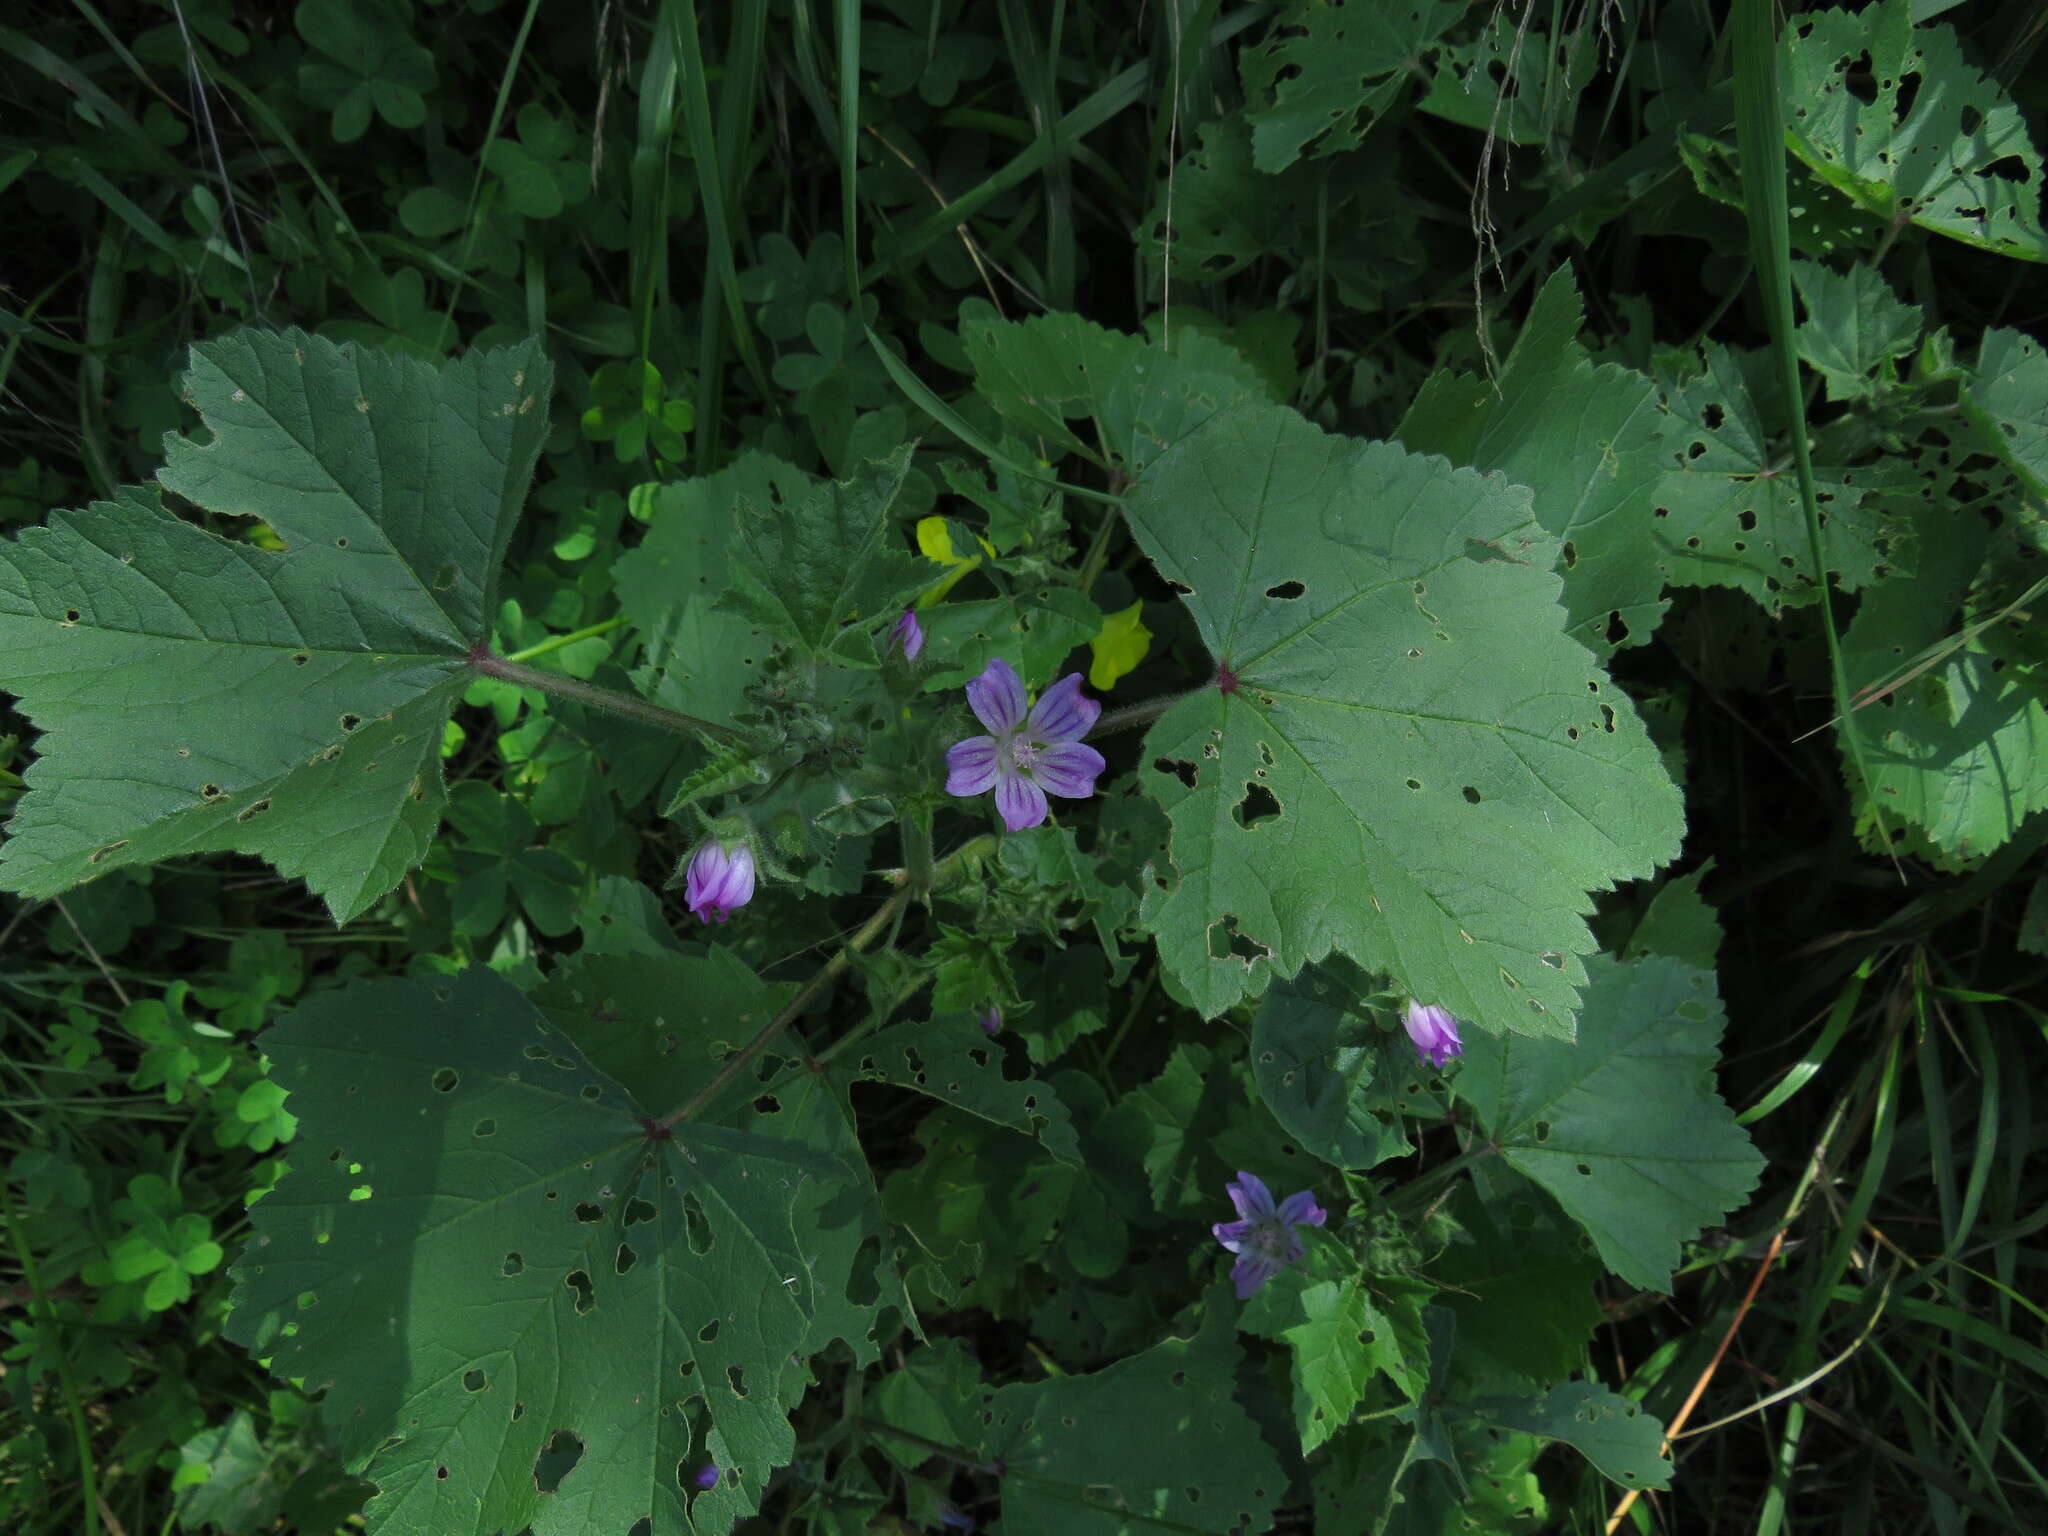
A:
173;1410;286;1532
1101;1042;1301;1219
0;330;550;920
227;967;887;1535
964;314;1263;473
715;448;927;666
1653;345;1892;610
1790;260;1923;404
1840;508;2048;859
979;1298;1285;1535
533;947;793;1122
1250;961;1415;1170
1244;1276;1430;1454
1432;1184;1602;1387
612;452;815;719
1418;10;1597;147
1455;955;1764;1291
1618;861;1723;971
1239;0;1466;172
1961;327;2048;501
836;1014;1083;1163
1781;0;2048;262
1456;1380;1672;1491
1123;403;1684;1036
1397;267;1682;654
915;586;1103;694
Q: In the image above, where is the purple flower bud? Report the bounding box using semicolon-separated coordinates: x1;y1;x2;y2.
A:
977;1006;1001;1037
891;608;925;661
1211;1170;1326;1299
683;840;756;924
944;658;1106;832
938;1503;975;1530
1402;1000;1462;1069
694;1463;719;1491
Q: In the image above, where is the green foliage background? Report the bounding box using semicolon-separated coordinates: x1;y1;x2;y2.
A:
1;1;2044;1534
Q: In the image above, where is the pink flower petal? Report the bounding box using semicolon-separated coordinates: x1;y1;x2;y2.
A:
1032;740;1105;801
966;657;1027;733
994;773;1049;831
945;736;1000;796
1026;672;1099;742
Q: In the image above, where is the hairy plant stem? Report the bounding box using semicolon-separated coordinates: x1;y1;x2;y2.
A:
469;650;741;743
1090;687;1197;739
659;835;998;1127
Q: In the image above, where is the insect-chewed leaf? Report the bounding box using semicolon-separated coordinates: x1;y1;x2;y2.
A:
0;330;551;920
1454;954;1764;1292
979;1296;1285;1534
1781;0;2048;262
226;967;887;1536
1123;402;1684;1038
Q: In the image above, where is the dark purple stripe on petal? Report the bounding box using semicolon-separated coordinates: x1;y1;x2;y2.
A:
994;773;1048;831
945;736;1000;796
1033;741;1105;800
1026;673;1100;742
966;656;1027;733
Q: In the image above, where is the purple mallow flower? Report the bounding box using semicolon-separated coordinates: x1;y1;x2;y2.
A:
1211;1170;1326;1300
977;1006;1001;1037
944;658;1106;832
693;1463;719;1491
683;840;755;924
891;608;925;661
1402;1000;1462;1069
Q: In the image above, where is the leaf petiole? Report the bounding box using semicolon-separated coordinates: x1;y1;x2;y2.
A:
468;649;743;744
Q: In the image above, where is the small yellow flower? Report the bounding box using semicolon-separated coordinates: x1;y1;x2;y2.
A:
1088;601;1152;691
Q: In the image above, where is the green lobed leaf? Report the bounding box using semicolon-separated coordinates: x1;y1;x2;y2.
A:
1456;1380;1672;1491
1960;326;2048;501
1651;344;1893;610
1454;954;1764;1292
1840;507;2048;859
835;1014;1083;1163
978;1296;1286;1535
0;330;551;920
1123;402;1685;1036
963;313;1264;474
1249;961;1416;1170
1239;0;1466;172
1780;0;2048;262
1431;1184;1603;1388
1789;260;1923;404
1243;1274;1432;1455
227;967;888;1535
715;447;927;666
1397;267;1683;654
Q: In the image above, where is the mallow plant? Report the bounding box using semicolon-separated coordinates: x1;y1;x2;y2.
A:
0;317;1780;1533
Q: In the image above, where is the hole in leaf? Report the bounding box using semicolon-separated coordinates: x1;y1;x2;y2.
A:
339;714;361;733
624;1198;658;1227
1152;757;1198;790
726;1365;748;1399
474;1118;495;1137
432;1068;458;1093
1263;580;1305;600
616;1243;637;1275
1461;786;1481;805
565;1270;595;1313
533;1430;584;1493
574;1202;604;1224
681;1192;713;1254
698;1317;720;1343
1231;781;1281;829
502;1252;524;1277
463;1369;488;1393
